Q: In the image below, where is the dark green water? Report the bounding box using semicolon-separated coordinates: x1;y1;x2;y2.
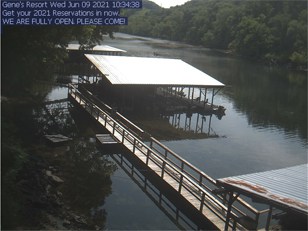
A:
45;33;307;230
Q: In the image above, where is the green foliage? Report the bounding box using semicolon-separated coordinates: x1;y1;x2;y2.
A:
122;0;307;68
1;102;30;229
1;25;117;96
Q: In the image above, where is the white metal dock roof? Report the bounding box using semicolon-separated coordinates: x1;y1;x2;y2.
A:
85;55;225;87
66;44;126;53
217;164;308;214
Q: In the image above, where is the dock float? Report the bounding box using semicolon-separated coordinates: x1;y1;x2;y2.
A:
45;134;72;146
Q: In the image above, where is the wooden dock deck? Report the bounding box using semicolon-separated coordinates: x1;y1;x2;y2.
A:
68;84;268;230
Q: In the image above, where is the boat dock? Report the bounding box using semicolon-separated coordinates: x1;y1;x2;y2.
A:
68;83;269;230
67;54;306;230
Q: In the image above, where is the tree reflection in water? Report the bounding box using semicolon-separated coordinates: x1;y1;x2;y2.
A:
58;139;117;229
33;99;117;229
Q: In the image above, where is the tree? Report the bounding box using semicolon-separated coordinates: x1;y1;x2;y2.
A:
1;25;117;96
121;0;307;69
229;16;274;58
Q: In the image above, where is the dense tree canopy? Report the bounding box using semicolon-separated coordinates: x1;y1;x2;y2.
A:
122;0;307;69
1;25;116;96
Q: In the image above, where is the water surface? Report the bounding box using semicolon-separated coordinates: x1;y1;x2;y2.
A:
46;33;307;229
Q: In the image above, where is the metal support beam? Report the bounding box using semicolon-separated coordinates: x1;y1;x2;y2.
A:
265;206;273;230
211;88;222;106
224;191;240;230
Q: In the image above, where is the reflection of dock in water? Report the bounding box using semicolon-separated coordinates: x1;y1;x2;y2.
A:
67;54;298;230
68;83;268;230
109;152;214;230
163;113;218;138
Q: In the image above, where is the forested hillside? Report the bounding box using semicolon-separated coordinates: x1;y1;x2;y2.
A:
122;0;307;69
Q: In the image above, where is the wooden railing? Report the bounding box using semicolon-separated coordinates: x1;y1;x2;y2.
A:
68;84;269;230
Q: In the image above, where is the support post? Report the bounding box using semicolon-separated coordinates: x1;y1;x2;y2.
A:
265;206;273;230
195;113;200;133
208;115;213;135
211;88;215;107
224;191;240;230
191;87;195;103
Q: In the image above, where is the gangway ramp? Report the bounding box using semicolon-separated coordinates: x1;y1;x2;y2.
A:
68;83;268;230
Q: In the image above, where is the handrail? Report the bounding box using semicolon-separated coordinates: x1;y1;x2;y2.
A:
68;84;267;229
77;85;146;138
150;137;217;185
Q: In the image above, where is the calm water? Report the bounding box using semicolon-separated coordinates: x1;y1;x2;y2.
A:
46;33;307;229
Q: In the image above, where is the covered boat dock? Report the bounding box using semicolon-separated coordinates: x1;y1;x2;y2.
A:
84;55;225;116
217;164;308;230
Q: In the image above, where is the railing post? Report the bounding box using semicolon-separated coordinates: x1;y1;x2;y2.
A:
90;104;94;116
164;149;168;159
181;162;184;171
133;139;136;153
112;122;116;135
146;149;150;165
178;162;185;193
122;129;125;143
199;174;203;187
96;108;99;120
200;191;205;212
161;161;166;178
178;174;184;193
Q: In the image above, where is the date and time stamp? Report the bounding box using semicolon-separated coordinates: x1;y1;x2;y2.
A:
1;0;142;26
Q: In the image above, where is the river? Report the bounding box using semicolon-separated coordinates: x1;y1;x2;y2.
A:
46;33;307;230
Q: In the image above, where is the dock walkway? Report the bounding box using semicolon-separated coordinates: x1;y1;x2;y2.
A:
68;84;267;230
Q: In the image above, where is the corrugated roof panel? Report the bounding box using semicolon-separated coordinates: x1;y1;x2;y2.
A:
217;164;308;214
85;55;225;87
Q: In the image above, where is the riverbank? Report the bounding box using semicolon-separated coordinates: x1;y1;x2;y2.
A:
1;98;115;230
2;142;104;230
115;32;307;71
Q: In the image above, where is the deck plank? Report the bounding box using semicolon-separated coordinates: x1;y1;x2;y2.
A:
69;89;233;230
